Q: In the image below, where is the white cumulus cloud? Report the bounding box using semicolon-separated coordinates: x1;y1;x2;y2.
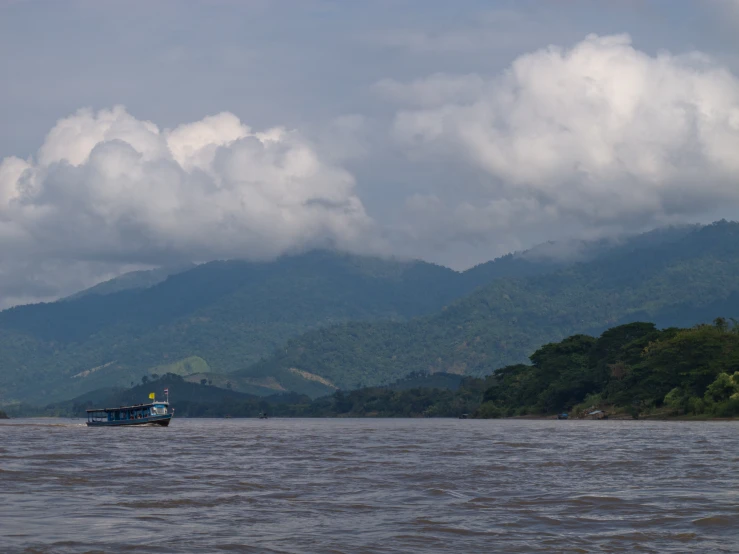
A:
0;106;377;306
387;34;739;230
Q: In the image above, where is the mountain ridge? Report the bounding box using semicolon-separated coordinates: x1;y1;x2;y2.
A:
0;223;725;405
234;221;739;395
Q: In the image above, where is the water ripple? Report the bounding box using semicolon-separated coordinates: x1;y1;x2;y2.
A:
0;418;737;553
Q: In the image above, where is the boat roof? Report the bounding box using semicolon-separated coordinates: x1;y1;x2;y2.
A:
86;401;168;413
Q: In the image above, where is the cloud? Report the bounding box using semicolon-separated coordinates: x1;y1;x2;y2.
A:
386;34;739;231
0;107;378;305
0;259;151;310
6;30;739;305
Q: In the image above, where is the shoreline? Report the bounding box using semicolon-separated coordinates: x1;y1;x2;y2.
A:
2;414;738;421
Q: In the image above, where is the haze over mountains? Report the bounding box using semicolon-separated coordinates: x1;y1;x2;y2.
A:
0;221;737;406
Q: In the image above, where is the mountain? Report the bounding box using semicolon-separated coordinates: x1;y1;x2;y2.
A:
460;224;697;289
64;264;196;300
23;319;739;420
0;251;480;404
236;221;739;395
0;223;720;405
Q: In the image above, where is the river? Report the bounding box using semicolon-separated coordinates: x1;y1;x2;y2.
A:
1;418;737;553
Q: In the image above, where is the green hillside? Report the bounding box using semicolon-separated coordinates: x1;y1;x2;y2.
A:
0;223;724;405
238;221;739;394
0;251;479;404
284;319;739;418
28;319;739;420
20;248;571;402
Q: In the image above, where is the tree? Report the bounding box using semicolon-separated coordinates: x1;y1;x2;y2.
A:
714;317;728;332
705;373;738;403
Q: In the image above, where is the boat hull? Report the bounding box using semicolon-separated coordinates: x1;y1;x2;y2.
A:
86;415;172;427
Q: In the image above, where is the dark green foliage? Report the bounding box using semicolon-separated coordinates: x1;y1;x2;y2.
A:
1;222;737;405
302;383;482;418
245;221;739;392
384;371;464;391
479;318;739;418
0;251;479;403
11;319;739;419
0;237;607;403
460;225;697;290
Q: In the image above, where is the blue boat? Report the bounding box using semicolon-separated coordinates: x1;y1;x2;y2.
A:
86;392;173;427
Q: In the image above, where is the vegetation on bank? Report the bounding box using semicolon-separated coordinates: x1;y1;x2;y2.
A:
269;318;739;419
0;224;711;403
479;319;739;418
0;409;8;419
0;251;495;404
8;318;739;419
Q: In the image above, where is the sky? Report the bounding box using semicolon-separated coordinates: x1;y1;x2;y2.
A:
2;0;739;307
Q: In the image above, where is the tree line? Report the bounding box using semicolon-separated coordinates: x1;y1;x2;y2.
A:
7;318;739;419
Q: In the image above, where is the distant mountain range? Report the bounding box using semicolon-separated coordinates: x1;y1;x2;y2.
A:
236;221;739;395
0;250;482;403
0;221;733;405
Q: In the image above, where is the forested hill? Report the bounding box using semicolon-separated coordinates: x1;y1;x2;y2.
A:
0;251;471;403
27;320;739;420
0;222;725;405
460;224;697;288
238;221;739;394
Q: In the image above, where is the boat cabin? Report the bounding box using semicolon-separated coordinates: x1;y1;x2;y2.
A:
86;402;171;426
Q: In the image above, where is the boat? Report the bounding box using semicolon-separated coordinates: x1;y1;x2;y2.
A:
258;411;268;420
86;390;173;427
557;413;569;420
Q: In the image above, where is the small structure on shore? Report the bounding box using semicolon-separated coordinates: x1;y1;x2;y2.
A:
586;410;608;420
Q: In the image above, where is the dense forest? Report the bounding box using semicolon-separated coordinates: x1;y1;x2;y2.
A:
0;222;734;406
0;251;480;403
239;221;739;394
295;318;739;419
479;318;739;418
12;318;739;419
0;228;673;404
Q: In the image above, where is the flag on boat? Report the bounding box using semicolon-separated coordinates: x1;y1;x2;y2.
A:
164;388;169;394
149;392;155;400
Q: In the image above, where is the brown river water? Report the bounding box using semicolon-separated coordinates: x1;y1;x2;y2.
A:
1;418;738;553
